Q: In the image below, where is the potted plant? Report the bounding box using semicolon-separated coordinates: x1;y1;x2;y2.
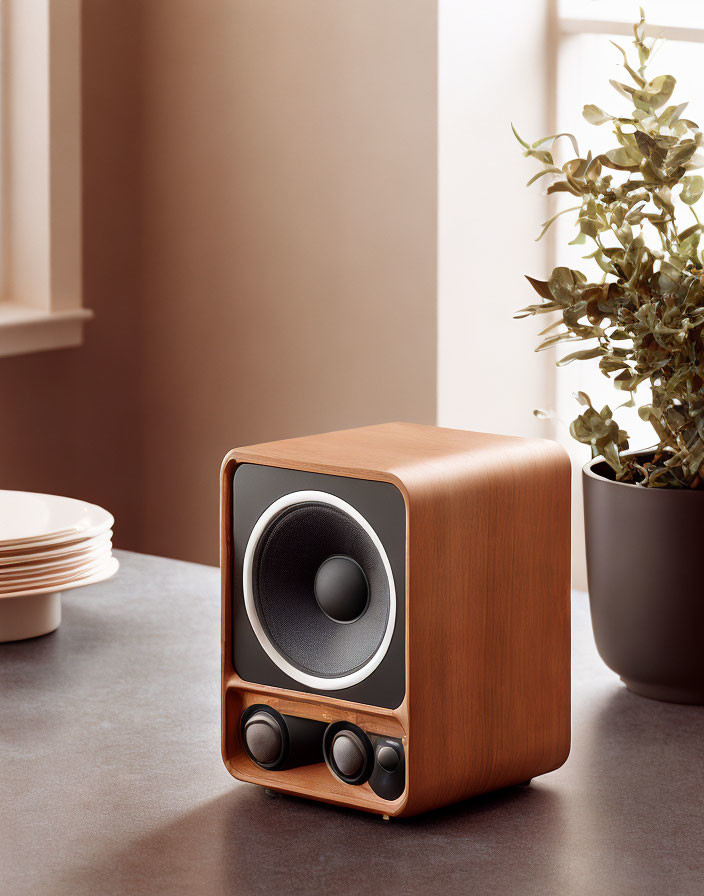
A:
515;9;704;704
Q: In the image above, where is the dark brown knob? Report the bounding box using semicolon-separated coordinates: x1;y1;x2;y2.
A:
244;711;283;766
331;731;367;778
376;744;400;773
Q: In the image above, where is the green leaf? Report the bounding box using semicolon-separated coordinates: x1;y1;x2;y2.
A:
634;131;666;168
602;442;625;473
686;152;704;170
511;123;530;149
524;276;552;300
583;105;612;126
515;8;704;489
602;147;642;171
659;102;688;126
535;332;583;352
681;175;704;205
549;266;585;303
610;79;634;101
678;223;701;241
585;157;603;182
556;347;604;366
532;132;580;157
670;141;699;168
634;8;649;70
642;74;676;110
547;182;583;196
638;405;657;421
526;167;561;186
609;40;646;87
535;206;581;242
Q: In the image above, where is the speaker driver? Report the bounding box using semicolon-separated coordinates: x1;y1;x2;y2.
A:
323;721;374;785
243;710;285;767
243;491;396;690
240;704;326;771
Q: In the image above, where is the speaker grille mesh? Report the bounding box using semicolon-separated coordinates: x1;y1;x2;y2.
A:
251;502;391;678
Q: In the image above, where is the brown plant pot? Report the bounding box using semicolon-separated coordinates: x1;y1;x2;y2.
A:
583;455;704;705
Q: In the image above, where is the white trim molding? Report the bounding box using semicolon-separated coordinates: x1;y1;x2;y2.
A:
0;303;91;357
0;0;89;357
559;16;704;44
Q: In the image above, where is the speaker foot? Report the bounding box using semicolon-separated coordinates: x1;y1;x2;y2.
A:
381;814;390;822
264;788;279;798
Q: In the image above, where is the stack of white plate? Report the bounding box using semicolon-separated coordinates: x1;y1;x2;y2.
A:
0;490;119;642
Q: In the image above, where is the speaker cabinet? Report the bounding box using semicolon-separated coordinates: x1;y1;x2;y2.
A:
221;422;571;817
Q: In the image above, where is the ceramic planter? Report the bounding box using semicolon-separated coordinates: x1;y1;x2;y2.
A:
583;456;704;704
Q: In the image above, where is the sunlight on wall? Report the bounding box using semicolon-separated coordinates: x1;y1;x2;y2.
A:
437;0;553;440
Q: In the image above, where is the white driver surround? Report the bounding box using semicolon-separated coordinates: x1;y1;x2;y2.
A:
242;490;397;690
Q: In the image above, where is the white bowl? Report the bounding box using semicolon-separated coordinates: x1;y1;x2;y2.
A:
0;555;116;592
0;490;113;548
0;531;112;563
0;556;119;601
0;545;112;581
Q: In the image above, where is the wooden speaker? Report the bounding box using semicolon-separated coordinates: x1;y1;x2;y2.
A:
221;422;571;817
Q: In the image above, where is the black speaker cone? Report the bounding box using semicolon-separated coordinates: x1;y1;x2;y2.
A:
246;498;394;684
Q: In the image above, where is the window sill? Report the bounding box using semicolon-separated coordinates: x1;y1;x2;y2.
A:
0;303;93;359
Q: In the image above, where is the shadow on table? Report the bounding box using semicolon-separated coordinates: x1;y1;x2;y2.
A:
572;685;704;894
0;601;119;748
56;780;571;896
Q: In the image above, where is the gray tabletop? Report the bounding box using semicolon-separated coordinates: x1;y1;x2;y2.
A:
2;550;703;896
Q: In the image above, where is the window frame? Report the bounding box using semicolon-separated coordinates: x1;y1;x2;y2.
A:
0;0;90;358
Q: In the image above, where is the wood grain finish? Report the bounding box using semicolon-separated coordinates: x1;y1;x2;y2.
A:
221;422;571;817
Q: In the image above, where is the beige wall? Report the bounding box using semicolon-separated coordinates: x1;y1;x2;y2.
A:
0;0;143;549
0;1;438;566
137;0;437;564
